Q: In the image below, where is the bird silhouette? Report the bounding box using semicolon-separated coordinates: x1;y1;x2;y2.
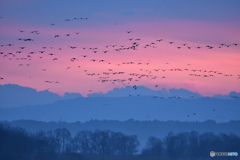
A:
156;39;163;42
70;58;78;62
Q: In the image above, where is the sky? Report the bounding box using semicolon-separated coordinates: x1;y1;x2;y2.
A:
0;0;240;97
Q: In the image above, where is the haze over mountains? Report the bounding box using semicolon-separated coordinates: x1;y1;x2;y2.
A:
1;84;239;108
0;84;239;123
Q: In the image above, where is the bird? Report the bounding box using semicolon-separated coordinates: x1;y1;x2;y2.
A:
7;53;15;57
156;39;163;42
133;85;137;90
69;46;76;49
23;38;33;41
70;58;78;62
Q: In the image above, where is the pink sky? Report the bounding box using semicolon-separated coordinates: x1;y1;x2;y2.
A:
0;18;240;97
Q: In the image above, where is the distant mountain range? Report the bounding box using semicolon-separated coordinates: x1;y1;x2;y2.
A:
0;84;83;108
1;84;239;108
0;95;239;123
0;84;239;123
87;85;203;98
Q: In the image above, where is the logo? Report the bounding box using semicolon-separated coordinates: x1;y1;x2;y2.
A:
210;151;215;157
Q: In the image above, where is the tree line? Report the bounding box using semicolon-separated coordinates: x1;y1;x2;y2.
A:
0;124;240;160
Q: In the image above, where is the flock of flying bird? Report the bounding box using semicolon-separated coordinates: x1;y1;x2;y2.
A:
0;16;240;112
